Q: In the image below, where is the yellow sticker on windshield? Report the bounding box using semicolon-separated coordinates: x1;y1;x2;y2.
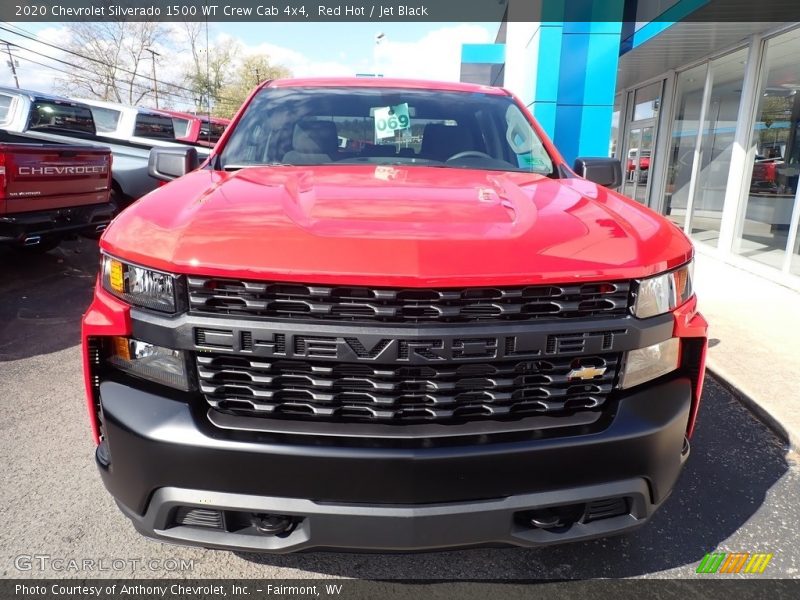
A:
374;103;410;139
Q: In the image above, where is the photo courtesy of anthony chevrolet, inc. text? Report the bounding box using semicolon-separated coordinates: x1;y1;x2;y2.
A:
1;1;799;599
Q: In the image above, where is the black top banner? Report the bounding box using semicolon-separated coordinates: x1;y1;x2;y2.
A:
4;0;800;22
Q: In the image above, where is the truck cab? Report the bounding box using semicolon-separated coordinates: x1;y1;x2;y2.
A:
159;109;230;148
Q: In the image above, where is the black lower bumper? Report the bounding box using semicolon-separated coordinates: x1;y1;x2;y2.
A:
0;202;115;244
97;377;691;552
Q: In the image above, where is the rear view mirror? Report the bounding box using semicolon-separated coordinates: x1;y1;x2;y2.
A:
573;157;622;189
148;147;199;182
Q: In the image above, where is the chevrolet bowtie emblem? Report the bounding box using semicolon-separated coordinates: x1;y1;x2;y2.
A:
567;365;607;380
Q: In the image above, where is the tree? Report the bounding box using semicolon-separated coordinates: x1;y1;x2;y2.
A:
180;23;239;114
214;54;292;118
55;21;168;105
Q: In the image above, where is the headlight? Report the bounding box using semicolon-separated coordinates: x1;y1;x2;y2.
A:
619;338;680;389
102;255;177;312
108;337;190;391
632;261;693;318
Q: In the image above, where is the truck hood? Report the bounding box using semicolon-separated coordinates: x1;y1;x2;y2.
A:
101;165;692;286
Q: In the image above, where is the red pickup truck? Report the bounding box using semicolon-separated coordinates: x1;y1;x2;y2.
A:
0;130;113;252
82;78;707;553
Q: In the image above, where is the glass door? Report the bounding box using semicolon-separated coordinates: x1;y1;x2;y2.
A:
623;122;655;204
620;80;663;206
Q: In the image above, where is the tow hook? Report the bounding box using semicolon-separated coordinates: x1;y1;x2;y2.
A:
681;436;691;463
250;513;293;535
528;508;565;529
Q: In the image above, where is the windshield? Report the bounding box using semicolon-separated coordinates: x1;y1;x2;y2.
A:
219;87;554;174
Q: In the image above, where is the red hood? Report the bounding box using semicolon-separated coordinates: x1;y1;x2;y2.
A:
101;165;692;286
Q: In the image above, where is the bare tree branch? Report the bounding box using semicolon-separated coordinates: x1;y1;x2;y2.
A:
55;21;173;107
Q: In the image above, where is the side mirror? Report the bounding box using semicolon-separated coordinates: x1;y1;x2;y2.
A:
148;147;199;182
573;157;622;189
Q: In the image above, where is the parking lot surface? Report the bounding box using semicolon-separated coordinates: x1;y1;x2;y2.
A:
1;238;798;579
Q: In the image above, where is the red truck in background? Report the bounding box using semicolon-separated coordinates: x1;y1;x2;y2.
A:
0;129;113;252
751;155;782;192
159;109;230;147
82;78;707;553
626;148;651;182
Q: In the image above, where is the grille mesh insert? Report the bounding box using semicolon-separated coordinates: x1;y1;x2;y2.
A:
188;278;631;323
198;353;621;424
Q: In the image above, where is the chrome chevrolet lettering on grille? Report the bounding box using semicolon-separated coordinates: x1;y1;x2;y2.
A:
194;328;629;363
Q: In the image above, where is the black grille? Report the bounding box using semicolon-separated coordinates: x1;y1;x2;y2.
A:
174;507;223;529
187;278;631;323
583;497;629;522
197;353;621;424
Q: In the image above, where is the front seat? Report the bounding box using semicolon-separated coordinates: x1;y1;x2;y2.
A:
420;123;475;162
283;120;339;165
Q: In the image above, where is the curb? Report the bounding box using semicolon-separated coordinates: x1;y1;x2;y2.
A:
707;365;797;451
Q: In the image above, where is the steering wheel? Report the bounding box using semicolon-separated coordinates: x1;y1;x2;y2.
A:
446;150;494;162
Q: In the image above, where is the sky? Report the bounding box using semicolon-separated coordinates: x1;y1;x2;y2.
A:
0;21;498;110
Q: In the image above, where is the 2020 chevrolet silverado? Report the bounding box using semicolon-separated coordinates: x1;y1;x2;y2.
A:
0;129;112;251
82;78;708;553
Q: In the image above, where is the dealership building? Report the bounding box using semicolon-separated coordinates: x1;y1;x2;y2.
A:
462;0;800;289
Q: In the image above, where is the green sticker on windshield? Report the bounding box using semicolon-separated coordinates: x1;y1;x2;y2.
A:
374;103;410;140
518;153;546;169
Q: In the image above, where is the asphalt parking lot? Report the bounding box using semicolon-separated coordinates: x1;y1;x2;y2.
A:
1;237;798;579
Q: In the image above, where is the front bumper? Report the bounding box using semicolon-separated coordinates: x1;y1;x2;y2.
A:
96;376;692;552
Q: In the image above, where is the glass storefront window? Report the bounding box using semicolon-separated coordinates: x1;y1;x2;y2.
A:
735;29;800;272
660;49;746;245
687;48;747;245
662;65;706;229
610;94;621;157
792;209;800;275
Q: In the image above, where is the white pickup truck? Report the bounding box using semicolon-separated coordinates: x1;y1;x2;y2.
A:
0;87;207;208
79;98;214;154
